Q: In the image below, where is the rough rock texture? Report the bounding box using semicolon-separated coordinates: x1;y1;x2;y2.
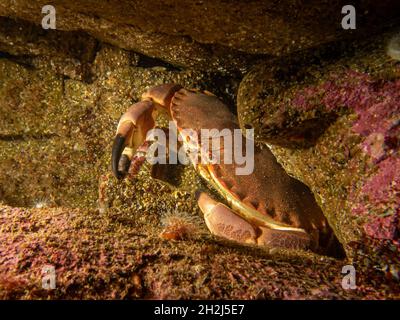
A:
1;204;399;299
1;4;400;299
1;1;400;72
238;30;400;275
0;36;236;208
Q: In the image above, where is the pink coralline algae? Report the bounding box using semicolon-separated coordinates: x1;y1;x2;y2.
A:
355;157;400;240
293;69;400;243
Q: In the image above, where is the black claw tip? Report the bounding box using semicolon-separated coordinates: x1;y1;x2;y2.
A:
111;134;126;179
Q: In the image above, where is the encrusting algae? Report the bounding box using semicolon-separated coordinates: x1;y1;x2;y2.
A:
0;13;399;299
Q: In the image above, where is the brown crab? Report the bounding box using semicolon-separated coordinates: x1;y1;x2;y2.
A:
111;84;343;256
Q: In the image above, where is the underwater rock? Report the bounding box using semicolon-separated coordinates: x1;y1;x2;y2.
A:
238;30;400;268
1;0;400;72
237;60;338;148
387;33;400;61
0;43;238;209
0;2;251;74
0;16;98;81
1;2;400;298
1;204;398;299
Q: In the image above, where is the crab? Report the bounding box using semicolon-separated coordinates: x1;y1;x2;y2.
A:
111;84;342;256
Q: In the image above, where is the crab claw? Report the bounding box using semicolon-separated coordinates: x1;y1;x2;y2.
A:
197;192;258;244
112;100;155;179
112;84;184;179
197;192;312;250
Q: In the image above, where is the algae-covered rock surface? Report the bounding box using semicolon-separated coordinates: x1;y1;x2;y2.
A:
1;204;398;299
238;30;400;276
0;41;235;208
0;4;400;300
1;1;400;72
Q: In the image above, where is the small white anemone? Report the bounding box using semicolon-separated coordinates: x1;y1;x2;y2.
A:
159;207;206;240
34;199;48;209
387;33;400;61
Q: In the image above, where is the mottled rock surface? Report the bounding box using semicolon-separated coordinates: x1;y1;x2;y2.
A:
1;3;400;299
1;0;400;72
0;39;236;208
238;30;400;275
2;204;399;299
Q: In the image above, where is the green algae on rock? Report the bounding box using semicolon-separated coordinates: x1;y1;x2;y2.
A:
0;41;238;209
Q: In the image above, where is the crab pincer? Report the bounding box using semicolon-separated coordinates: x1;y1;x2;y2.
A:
112;83;344;257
